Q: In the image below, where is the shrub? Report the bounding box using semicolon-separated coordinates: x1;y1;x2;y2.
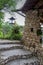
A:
10;25;23;40
10;33;22;40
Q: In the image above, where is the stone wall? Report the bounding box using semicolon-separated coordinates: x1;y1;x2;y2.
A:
22;10;43;65
23;10;41;51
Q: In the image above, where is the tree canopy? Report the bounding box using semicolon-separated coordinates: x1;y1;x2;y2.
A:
0;0;16;10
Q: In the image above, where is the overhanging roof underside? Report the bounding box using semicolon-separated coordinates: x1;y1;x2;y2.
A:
16;0;43;12
21;0;38;11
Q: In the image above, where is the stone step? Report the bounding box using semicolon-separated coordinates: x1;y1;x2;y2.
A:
1;49;32;61
1;57;40;65
0;40;21;44
0;40;40;65
0;44;23;51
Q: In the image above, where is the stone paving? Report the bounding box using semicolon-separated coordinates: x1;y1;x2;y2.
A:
0;40;40;65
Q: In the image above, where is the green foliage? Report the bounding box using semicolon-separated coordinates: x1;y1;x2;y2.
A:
37;29;42;36
0;12;4;19
0;22;23;40
10;33;22;40
2;22;12;34
2;22;13;39
10;25;22;40
0;12;4;28
0;0;16;10
12;25;20;34
0;32;3;38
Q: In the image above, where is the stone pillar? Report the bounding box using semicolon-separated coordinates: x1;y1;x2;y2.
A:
23;10;41;51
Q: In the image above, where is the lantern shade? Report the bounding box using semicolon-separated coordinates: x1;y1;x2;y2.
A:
9;17;16;24
9;17;15;21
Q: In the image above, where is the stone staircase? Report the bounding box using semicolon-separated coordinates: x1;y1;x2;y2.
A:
0;40;40;65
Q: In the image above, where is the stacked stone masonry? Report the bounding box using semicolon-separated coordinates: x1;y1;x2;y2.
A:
22;10;43;65
23;10;41;50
